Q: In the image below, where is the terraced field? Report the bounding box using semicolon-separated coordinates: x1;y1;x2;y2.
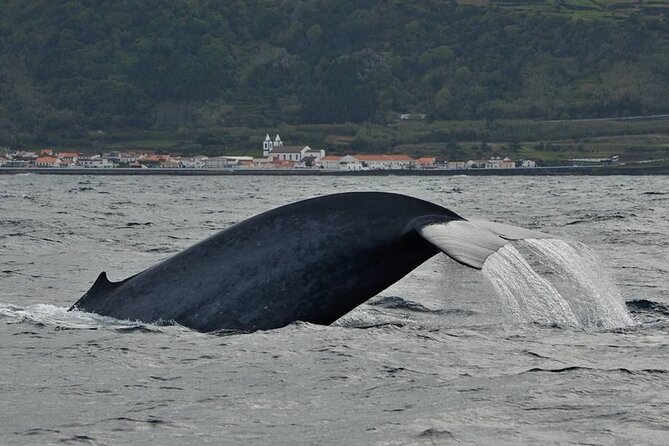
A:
459;0;669;16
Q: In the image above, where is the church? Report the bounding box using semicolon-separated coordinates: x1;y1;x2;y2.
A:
262;134;325;164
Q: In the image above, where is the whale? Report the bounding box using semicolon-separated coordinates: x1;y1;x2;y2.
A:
70;192;546;332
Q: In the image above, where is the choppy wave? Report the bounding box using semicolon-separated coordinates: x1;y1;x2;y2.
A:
1;170;668;446
626;299;669;316
522;366;669;375
565;211;637;225
332;309;410;329
367;295;476;316
625;299;669;327
5;296;654;335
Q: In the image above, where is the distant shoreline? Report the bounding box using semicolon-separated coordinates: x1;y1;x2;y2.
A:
1;165;667;176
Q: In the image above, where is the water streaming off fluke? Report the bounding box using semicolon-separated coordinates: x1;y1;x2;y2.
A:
482;239;634;329
482;244;579;326
524;239;634;328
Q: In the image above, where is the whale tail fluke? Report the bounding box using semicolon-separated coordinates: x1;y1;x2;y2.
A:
419;219;550;269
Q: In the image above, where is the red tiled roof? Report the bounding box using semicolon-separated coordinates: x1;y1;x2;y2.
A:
321;155;341;161
417;157;435;165
36;156;59;163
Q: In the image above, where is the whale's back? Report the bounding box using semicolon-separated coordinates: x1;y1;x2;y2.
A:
72;193;460;332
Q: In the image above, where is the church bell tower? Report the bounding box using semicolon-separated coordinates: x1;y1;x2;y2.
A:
263;134;272;157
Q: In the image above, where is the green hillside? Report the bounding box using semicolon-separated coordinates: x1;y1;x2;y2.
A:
1;0;669;158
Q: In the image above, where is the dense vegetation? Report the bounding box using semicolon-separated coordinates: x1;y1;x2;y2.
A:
1;0;669;156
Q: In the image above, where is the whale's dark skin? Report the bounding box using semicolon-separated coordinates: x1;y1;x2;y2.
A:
71;192;463;332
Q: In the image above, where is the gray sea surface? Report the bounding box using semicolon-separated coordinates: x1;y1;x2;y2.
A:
1;174;667;445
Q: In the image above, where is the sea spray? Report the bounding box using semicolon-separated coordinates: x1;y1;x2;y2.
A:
0;302;160;331
481;239;634;329
523;239;633;328
482;244;578;325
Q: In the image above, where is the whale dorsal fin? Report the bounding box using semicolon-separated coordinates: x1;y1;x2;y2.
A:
88;271;117;297
85;271;137;298
69;271;135;311
419;219;550;269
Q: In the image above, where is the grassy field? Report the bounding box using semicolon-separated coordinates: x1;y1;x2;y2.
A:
456;0;669;17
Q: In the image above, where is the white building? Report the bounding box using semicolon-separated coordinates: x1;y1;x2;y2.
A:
320;155;363;170
102;152;121;163
180;156;208;168
204;156;254;169
320;154;416;170
500;157;515;168
485;156;515;169
58;152;80;166
353;154;415;170
320;155;343;169
77;155;115;168
3;159;28;167
520;159;537;168
119;152;139;164
270;145;313;162
447;161;466;170
35;156;61;167
10;151;38;162
340;155;363;170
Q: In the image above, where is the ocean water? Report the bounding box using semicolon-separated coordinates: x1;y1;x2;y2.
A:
0;174;667;445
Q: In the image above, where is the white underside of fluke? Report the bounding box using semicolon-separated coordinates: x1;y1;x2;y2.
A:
419;219;550;269
467;219;550;241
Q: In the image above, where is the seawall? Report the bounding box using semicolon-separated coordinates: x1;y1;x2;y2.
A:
1;166;667;176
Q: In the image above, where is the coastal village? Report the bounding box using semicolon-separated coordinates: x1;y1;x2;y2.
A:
0;134;543;171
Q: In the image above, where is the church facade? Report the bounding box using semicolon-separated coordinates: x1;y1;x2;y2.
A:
262;134;325;163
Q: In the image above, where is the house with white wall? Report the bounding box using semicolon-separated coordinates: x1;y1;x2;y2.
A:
353;154;416;170
58;152;80;166
320;155;343;169
485;156;515;169
319;155;363;170
35;156;61;167
204;156;254;168
180;156;208;168
77;155;114;168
